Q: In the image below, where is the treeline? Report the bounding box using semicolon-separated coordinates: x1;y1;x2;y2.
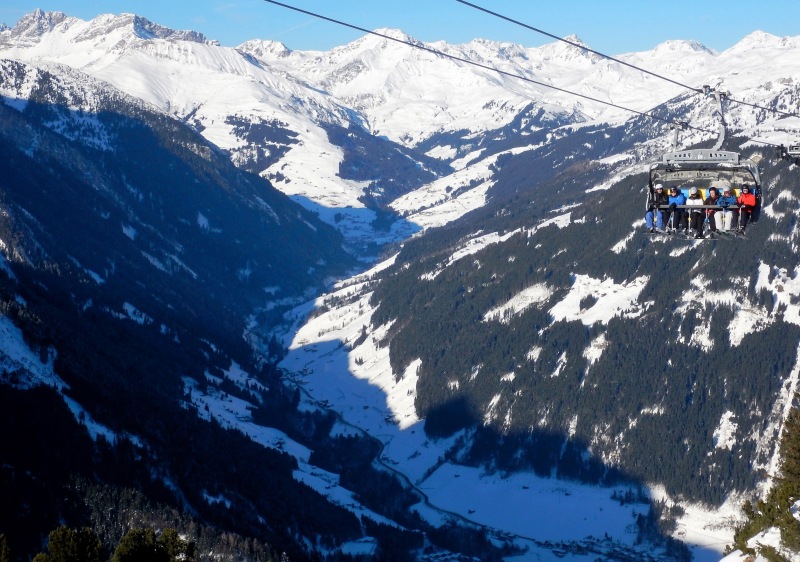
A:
3;525;197;562
1;523;274;562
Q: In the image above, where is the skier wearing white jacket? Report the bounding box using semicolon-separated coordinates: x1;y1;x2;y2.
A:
685;187;705;238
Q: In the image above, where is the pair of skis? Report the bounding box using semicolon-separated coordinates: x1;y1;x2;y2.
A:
647;228;711;240
716;229;746;239
645;228;744;240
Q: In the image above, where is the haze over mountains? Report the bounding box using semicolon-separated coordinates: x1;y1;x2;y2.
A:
2;8;800;562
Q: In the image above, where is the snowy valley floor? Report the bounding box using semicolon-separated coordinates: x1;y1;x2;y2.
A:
268;257;747;561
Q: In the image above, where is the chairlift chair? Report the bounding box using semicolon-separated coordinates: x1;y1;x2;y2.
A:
787;143;800;164
647;149;763;228
645;85;763;234
777;143;800;164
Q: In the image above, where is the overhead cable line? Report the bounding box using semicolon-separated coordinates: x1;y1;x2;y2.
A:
456;0;800;121
456;0;701;94
262;0;718;136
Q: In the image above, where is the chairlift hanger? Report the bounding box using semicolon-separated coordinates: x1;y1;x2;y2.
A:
778;143;800;164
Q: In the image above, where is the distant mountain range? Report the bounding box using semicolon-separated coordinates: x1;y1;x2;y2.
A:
2;8;800;562
5;9;799;248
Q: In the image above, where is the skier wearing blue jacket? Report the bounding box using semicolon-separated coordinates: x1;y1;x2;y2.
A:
665;186;687;233
717;187;739;231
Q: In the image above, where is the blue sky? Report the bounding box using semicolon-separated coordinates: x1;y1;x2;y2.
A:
3;1;798;54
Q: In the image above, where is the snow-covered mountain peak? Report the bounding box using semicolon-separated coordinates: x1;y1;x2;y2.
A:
650;38;716;56
563;34;587;47
238;39;292;59
3;10;214;52
2;9;71;46
532;34;601;65
127;13;213;44
453;37;530;65
325;27;411;57
371;27;418;44
729;30;784;52
70;12;213;46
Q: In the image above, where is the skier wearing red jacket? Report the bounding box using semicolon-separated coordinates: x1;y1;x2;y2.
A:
737;184;757;234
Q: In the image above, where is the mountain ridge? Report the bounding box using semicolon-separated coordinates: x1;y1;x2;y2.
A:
6;10;799;250
2;8;800;561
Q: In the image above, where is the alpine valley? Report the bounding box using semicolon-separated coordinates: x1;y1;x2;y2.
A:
2;8;800;562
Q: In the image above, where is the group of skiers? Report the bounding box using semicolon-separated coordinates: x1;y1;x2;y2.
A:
645;182;757;238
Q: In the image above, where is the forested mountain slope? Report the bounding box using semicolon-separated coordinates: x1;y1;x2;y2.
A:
368;142;800;507
0;58;370;560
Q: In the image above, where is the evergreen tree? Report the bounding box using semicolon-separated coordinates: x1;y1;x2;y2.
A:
159;528;196;562
32;526;103;562
109;527;195;562
733;402;800;556
112;529;170;562
0;534;12;562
